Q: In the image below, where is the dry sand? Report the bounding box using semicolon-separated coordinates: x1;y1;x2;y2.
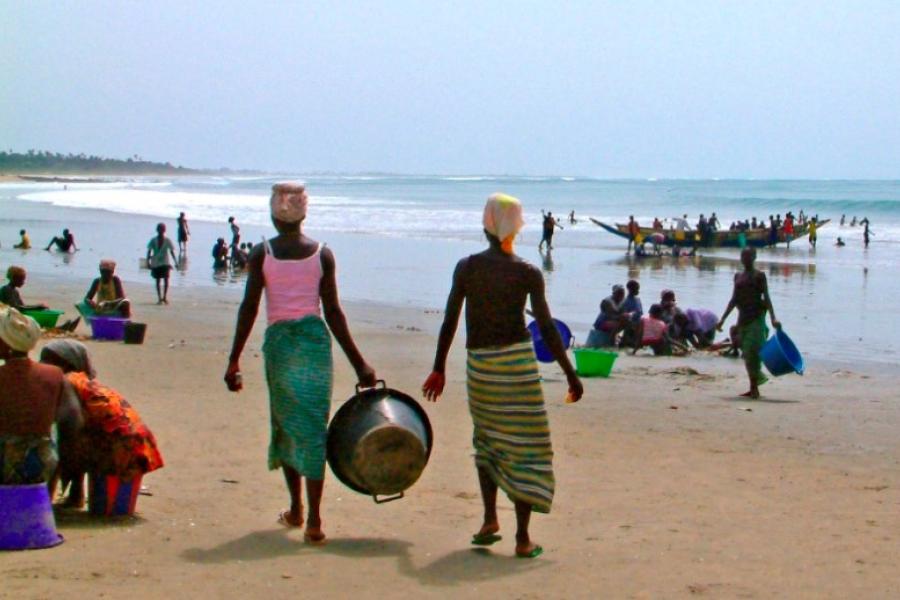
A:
3;274;900;599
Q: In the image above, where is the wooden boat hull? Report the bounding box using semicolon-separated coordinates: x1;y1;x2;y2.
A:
591;218;828;248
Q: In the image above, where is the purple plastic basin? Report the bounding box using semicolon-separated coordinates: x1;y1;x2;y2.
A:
90;317;130;341
0;484;64;551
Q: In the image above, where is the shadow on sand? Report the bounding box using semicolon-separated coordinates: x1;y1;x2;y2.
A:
54;508;147;530
182;530;548;586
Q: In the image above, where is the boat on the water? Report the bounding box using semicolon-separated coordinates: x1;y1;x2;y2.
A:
590;218;828;248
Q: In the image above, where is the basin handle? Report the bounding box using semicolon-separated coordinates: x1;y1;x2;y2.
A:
373;491;404;504
356;379;387;394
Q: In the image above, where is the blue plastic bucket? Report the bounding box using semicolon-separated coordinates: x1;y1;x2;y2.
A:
0;484;64;551
760;329;804;376
90;317;129;341
527;319;573;363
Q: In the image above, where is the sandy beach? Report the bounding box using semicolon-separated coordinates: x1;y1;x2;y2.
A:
2;273;900;599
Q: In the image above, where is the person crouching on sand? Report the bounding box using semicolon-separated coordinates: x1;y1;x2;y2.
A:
40;340;163;509
225;182;376;544
717;247;781;399
0;266;48;311
84;260;131;318
422;193;583;559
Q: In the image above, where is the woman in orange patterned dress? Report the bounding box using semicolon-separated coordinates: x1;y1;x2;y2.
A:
40;340;163;508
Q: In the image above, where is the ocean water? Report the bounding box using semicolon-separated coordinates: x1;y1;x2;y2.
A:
1;176;898;369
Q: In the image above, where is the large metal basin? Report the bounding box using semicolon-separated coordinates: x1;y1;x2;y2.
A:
326;381;433;503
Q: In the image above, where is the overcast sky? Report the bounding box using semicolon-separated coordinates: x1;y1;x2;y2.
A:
2;1;899;177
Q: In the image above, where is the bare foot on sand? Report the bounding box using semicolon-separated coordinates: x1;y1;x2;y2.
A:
740;389;760;399
278;509;303;528
304;518;326;544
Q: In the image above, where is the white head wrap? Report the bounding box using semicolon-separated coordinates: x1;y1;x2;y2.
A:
482;193;524;252
270;182;308;223
0;306;41;353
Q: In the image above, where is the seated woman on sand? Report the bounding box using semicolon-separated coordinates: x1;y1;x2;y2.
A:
0;266;48;311
39;340;163;508
0;307;83;488
83;260;131;318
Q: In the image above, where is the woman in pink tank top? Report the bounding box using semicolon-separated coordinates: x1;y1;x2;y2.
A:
225;182;376;544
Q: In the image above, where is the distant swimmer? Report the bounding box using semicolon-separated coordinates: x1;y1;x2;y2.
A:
44;228;78;253
14;229;31;249
840;214;846;226
177;212;190;254
835;237;846;247
568;210;576;225
862;218;872;248
228;216;241;247
212;238;229;269
850;216;858;227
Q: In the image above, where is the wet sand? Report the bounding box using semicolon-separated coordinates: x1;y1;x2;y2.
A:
3;275;900;598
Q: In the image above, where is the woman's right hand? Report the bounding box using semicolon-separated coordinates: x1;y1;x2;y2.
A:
224;361;242;392
356;363;377;388
422;371;445;402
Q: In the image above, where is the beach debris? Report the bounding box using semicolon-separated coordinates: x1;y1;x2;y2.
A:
220;479;239;484
737;407;753;412
669;405;679;410
281;574;293;580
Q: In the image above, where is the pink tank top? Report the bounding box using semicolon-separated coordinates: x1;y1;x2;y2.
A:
262;239;323;326
641;316;668;343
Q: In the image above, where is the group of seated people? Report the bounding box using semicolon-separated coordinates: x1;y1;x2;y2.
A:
585;280;720;356
213;239;253;270
0;306;163;503
0;260;131;335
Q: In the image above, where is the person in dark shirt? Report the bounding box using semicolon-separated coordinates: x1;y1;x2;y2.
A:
0;267;47;311
44;228;78;253
717;248;781;398
177;212;190;254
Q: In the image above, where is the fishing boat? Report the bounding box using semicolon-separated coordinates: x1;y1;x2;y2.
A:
590;218;828;248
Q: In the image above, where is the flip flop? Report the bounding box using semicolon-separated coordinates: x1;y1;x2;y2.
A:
471;532;502;546
516;545;544;559
277;510;303;528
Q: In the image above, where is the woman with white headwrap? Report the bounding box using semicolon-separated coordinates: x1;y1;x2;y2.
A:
83;259;131;317
40;340;163;509
225;182;376;544
0;307;82;486
422;193;583;559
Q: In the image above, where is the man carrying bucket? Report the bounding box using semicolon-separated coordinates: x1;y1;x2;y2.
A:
423;193;582;559
717;248;781;399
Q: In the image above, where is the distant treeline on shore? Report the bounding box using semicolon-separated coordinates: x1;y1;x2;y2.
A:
0;149;259;176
